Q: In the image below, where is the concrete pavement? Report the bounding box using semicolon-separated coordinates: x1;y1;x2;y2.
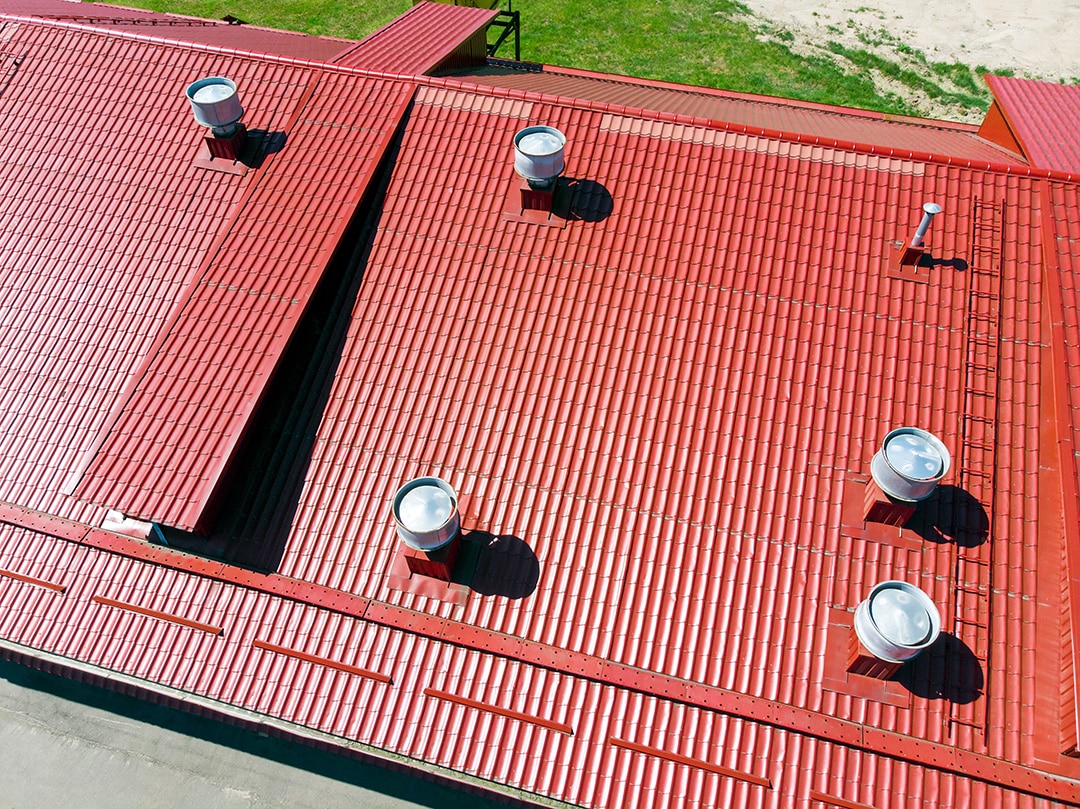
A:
0;659;513;809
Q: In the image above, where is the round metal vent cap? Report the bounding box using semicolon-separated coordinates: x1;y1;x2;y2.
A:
854;580;941;662
871;427;950;501
186;77;244;132
392;477;460;551
513;125;566;184
398;485;454;533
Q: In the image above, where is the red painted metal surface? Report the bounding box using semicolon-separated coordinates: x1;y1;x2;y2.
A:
91;594;224;635
0;7;1078;809
69;72;415;531
1042;180;1080;752
0;566;66;593
809;790;877;809
333;1;498;75
985;76;1080;173
449;62;1025;166
0;0;353;61
607;736;772;788
424;687;575;735
253;639;393;683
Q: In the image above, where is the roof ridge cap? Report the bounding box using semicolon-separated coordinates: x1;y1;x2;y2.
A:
484;58;980;133
427;73;1080;182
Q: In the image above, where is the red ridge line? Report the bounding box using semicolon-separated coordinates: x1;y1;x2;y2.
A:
59;72;321;504
425;74;1080;183
609;736;771;787
253;639;391;684
486;57;981;131
13;16;1078;183
423;688;573;735
808;790;876;809
90;595;223;635
7;506;1080;803
0;567;66;593
1038;180;1080;747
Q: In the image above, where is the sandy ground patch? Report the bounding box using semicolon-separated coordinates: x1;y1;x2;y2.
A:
736;0;1080;121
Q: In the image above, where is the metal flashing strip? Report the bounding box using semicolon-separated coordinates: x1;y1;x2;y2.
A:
808;790;877;809
0;566;66;593
90;595;224;636
423;687;574;735
608;737;772;788
252;639;392;684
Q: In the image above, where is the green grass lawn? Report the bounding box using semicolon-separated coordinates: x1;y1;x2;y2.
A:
105;0;949;116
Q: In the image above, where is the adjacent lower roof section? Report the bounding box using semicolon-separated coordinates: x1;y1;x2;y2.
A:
332;0;498;75
981;75;1080;173
66;73;416;533
444;61;1029;166
0;0;355;61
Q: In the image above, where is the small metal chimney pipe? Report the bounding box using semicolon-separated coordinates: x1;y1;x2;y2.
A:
911;202;942;247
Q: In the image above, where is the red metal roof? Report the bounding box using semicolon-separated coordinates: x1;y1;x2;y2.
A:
67;70;414;531
1;8;1080;809
333;1;498;75
0;0;355;61
985;75;1080;173
446;61;1027;166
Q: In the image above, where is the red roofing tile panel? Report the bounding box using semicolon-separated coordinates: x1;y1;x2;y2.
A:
2;9;1080;809
0;0;354;61
260;83;1080;793
1052;182;1080;470
447;63;1026;166
0;22;298;522
333;1;498;75
68;72;415;531
3;519;1079;807
986;76;1080;173
1044;179;1080;750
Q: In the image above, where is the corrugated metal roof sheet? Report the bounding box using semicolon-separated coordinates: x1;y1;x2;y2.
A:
269;83;1080;800
333;1;498;75
445;62;1027;165
68;71;414;531
0;8;1079;809
1044;179;1080;752
0;0;355;61
985;76;1080;173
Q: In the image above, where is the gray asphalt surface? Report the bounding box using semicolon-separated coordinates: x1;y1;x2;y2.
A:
0;660;512;809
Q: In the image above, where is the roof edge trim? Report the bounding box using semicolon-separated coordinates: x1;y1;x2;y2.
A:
4;501;1080;802
0;637;540;806
1037;181;1080;751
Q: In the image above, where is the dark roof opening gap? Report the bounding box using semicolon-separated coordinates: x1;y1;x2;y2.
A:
166;99;418;569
